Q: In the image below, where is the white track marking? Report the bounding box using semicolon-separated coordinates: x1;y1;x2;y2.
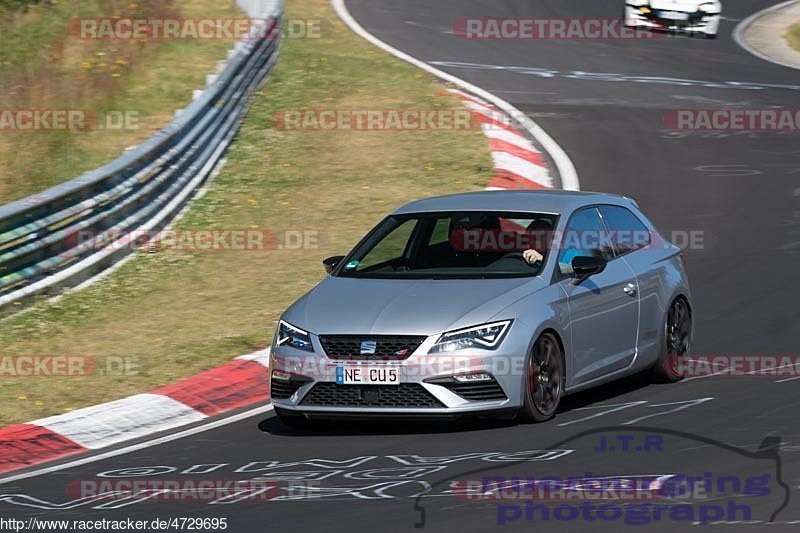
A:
0;405;273;485
683;358;800;382
681;357;732;382
331;0;580;191
557;401;647;427
622;398;714;425
742;361;797;375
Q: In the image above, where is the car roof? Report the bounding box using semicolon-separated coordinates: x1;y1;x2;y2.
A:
392;189;636;215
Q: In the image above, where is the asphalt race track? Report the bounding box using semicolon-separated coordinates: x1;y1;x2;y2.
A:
2;1;799;531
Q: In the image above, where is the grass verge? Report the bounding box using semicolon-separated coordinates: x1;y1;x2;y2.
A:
786;22;800;52
0;0;492;425
0;0;242;203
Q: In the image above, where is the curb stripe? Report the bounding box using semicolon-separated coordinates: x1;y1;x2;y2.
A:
469;110;520;133
448;88;490;107
449;89;553;191
0;424;86;474
488;172;547;191
482;126;540;152
32;393;208;450
154;359;269;416
489;138;546;166
462;99;509;123
492;152;552;187
236;349;270;367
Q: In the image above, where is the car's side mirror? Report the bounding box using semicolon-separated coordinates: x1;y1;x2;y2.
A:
571;255;607;284
323;255;345;274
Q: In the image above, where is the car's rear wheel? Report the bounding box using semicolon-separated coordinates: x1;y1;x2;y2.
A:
274;407;308;428
519;332;565;423
652;297;692;383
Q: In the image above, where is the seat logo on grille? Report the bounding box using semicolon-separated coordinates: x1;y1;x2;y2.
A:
360;340;377;355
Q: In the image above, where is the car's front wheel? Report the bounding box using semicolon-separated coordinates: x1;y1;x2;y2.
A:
519;332;565;423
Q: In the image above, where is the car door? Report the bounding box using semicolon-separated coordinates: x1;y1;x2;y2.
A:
558;207;640;385
598;204;665;361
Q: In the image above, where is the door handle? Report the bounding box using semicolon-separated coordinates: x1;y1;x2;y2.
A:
623;283;637;297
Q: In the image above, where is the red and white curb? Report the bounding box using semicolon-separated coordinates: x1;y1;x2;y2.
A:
447;88;553;191
0;351;270;474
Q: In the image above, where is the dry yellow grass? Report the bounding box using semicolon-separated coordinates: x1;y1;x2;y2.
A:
787;22;800;52
0;0;243;202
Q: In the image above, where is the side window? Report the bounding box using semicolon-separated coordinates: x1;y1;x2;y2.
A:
599;205;651;256
427;217;451;246
558;208;614;275
356;219;417;271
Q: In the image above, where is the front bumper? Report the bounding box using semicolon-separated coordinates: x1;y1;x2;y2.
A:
269;337;525;417
624;5;720;35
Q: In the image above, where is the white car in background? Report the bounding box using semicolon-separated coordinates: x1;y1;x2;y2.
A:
625;0;721;39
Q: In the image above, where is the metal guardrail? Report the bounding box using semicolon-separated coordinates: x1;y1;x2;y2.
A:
0;0;283;314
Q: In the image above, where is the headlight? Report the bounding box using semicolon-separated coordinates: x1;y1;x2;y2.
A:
698;2;719;13
276;320;314;352
429;320;513;354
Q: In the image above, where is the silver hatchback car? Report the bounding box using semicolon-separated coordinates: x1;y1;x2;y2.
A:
269;190;693;425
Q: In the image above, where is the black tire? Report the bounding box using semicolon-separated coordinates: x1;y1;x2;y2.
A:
706;32;718;39
519;332;565;423
651;297;692;383
274;407;308;428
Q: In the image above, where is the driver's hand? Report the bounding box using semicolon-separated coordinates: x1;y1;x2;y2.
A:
523;249;543;265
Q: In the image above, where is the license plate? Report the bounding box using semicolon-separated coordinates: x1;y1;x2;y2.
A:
659;10;689;20
336;366;400;385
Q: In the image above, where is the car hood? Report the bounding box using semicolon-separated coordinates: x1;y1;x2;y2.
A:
649;0;706;11
283;276;547;336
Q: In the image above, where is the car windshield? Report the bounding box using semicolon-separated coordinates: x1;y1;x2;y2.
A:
336;211;558;279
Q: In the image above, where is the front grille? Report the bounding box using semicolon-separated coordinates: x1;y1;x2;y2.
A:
301;383;444;408
649;12;705;25
270;379;305;400
319;335;427;360
442;381;507;402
